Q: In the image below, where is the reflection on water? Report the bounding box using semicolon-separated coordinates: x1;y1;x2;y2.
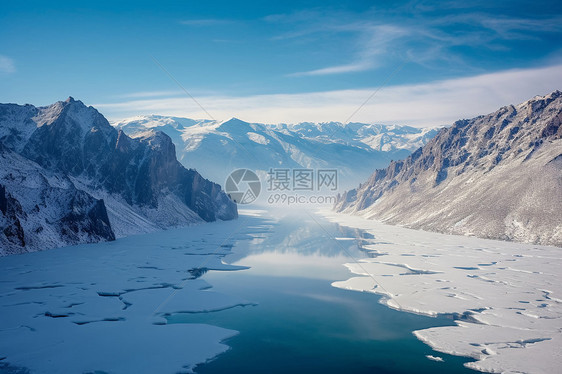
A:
168;209;478;374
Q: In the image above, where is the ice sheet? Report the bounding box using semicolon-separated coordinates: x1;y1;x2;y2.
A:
320;209;562;374
0;217;256;374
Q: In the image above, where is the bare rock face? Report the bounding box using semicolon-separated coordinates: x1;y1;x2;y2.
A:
0;183;26;250
336;91;562;247
0;98;237;255
0;145;115;254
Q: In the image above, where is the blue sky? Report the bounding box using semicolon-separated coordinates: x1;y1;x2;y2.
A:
1;0;561;126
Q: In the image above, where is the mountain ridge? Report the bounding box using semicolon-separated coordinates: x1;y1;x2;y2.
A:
114;116;440;189
0;98;237;255
335;90;562;247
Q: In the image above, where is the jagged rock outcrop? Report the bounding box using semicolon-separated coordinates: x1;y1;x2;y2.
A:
0;98;237;255
335;91;562;247
0;145;115;254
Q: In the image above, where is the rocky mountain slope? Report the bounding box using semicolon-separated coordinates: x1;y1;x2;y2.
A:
335;91;562;247
0;98;237;255
114;116;439;189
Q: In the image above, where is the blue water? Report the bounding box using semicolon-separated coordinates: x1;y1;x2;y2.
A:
168;211;478;373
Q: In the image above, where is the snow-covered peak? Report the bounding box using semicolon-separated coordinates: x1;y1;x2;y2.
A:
30;97;104;132
130;129;175;153
216;117;255;133
336;90;562;247
114;115;440;150
33;101;65;127
113;114;440;189
1;98;238;254
114;115;213;130
0;97;105;153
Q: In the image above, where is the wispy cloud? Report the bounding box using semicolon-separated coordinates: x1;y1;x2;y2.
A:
180;19;233;26
0;55;15;74
289;24;410;76
96;64;562;127
211;39;244;44
475;15;562;39
266;9;562;77
288;61;373;77
116;90;183;99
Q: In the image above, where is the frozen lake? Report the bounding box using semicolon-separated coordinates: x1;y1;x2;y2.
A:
1;208;560;373
170;210;475;373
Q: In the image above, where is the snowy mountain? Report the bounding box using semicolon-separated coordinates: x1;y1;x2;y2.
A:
0;98;237;255
114;116;439;189
335;91;562;247
0;145;115;255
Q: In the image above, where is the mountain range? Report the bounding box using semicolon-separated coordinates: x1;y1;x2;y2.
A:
4;91;557;253
335;91;562;247
114;116;439;189
0;98;237;255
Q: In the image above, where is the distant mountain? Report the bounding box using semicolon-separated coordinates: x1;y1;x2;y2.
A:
335;91;562;247
0;98;237;255
114;116;439;189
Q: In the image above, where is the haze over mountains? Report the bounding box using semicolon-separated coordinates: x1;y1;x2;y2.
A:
336;91;562;247
114;116;439;189
2;91;559;254
0;98;237;255
0;98;439;255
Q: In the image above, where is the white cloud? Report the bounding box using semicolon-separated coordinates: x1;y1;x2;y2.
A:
474;15;562;39
288;61;374;76
116;90;183;99
267;9;562;77
96;64;562;127
180;19;233;26
0;55;15;74
289;24;410;77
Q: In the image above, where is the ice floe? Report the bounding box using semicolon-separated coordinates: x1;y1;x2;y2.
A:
0;216;258;373
320;209;562;374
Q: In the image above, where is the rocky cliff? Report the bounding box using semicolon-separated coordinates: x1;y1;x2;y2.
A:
335;91;562;247
0;98;237;255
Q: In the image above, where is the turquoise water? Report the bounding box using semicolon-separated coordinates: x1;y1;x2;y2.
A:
168;212;478;374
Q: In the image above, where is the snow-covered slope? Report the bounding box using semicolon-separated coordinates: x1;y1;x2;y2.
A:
0;145;115;255
114;115;439;189
336;91;562;247
321;209;562;374
0;98;237;255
